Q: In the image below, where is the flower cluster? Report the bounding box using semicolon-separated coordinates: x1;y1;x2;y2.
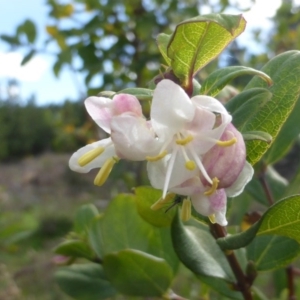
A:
69;79;253;226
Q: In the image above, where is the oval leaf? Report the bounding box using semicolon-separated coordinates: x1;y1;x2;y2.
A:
74;204;99;234
243;51;300;165
167;14;246;85
200;66;272;97
55;263;117;300
103;249;173;297
54;240;94;260
247;235;300;271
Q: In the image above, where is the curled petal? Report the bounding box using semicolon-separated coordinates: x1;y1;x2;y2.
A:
151;79;195;138
111;114;162;161
69;138;115;173
191;189;228;226
226;161;254;197
85;94;143;133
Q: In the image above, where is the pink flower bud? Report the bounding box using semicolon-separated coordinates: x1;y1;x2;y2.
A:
201;123;246;188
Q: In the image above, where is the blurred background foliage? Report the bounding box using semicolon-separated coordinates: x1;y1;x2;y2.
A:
1;0;300;299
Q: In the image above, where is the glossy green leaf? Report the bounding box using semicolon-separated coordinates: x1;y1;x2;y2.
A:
88;194;178;272
74;204;99;234
225;88;271;115
116;87;153;101
243;51;300;165
217;195;300;250
54;240;94;260
156;33;171;65
263;95;300;164
247;235;300;271
167;14;246;85
231;90;273;129
171;215;243;299
55;263;117;300
103;249;173;297
135;186;176;227
200;66;272;97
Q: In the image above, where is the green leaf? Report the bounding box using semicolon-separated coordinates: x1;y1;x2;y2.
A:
247;235;300;271
88;194;178;272
54;240;94;260
171;215;243;299
263;95;300;164
135;186;176;227
21;50;35;66
156;33;171;65
116;87;153;101
243;51;300;165
74;204;99;234
0;34;20;45
242;131;272;143
217;195;300;250
200;66;272;97
225;88;272;115
167;14;246;86
22;19;37;43
103;249;173;297
55;263;117;300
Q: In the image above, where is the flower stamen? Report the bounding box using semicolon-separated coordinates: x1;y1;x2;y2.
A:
176;134;194;145
78;147;105;166
146;150;168;162
181;198;191;222
204;177;219;196
216;137;237;147
94;157;119;186
151;193;176;211
208;214;216;224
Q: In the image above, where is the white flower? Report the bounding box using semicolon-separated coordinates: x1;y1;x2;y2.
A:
147;79;233;198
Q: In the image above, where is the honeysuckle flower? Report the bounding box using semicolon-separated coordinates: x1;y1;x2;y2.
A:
69;93;148;185
156;123;254;226
147;79;233;198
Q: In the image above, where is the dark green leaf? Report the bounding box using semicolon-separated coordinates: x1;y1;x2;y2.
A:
168;14;246;85
23;20;37;43
171;215;243;299
54;240;94;260
263;95;300;164
21;50;35;66
74;204;99;234
200;66;272;97
0;34;20;45
88;194;178;272
103;249;173;297
247;235;300;271
243;51;300;165
55;263;117;300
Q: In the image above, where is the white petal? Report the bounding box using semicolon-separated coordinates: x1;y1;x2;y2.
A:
151;79;195;137
69;138;115;173
147;149;197;191
226;161;254;197
111;114;161;161
85;96;113;133
170;176;204;196
191;193;211;216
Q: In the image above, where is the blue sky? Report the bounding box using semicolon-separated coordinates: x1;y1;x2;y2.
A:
0;0;283;106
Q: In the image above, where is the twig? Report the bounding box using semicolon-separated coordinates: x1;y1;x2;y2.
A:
210;223;253;300
286;265;296;300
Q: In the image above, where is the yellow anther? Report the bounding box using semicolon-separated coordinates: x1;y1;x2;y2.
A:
78;147;105;167
185;160;196;170
151;193;175;211
180;198;191;222
208;214;216;224
146;150;168;162
94;157;117;186
204;177;219;196
216;137;237;147
176;134;194;145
